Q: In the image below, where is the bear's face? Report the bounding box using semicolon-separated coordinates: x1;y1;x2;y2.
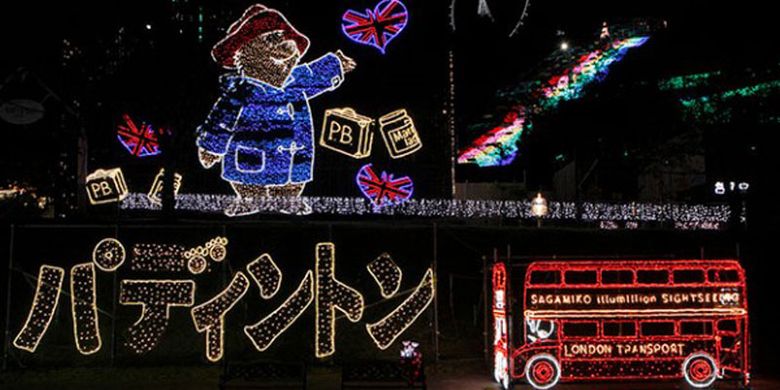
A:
236;30;302;87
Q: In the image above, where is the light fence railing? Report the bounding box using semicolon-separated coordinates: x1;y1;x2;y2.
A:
120;193;732;229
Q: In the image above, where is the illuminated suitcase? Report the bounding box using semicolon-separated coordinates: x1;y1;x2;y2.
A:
319;108;374;159
85;168;128;205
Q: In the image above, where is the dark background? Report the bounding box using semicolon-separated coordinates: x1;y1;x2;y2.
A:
1;0;779;382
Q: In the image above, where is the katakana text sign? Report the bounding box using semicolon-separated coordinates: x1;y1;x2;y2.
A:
12;237;434;362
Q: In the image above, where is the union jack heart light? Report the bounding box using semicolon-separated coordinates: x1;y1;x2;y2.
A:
356;163;413;209
116;114;164;158
341;0;409;54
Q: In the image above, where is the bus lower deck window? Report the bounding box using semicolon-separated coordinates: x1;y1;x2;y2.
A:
563;322;598;337
603;321;636;337
681;321;713;335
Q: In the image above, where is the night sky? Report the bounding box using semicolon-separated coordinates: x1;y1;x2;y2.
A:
2;0;778;201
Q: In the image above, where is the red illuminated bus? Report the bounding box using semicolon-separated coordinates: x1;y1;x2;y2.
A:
492;260;749;389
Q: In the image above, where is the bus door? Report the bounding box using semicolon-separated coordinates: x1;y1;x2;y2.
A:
716;318;744;373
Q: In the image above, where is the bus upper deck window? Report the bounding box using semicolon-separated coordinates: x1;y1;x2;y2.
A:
641;321;675;336
602;270;633;284
603;321;636;337
562;322;598;338
674;269;705;284
719;269;740;282
529;270;560;285
565;270;597;285
637;270;669;284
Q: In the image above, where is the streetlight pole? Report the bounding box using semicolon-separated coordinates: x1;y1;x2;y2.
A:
531;192;548;227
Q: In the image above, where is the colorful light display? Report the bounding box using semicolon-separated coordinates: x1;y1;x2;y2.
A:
356;164;414;210
658;70;722;91
198;4;354;217
456;110;526;167
538;36;650;110
679;79;780;124
501;260;749;389
341;0;408;54
116;114;163;157
458;36;650;167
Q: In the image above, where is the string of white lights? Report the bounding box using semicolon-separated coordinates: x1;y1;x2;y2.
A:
70;263;102;355
315;242;365;358
121;193;731;225
367;254;403;299
191;272;249;362
13;265;65;353
366;268;435;350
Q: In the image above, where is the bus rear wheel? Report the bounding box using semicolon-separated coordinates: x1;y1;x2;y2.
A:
525;354;560;389
683;353;718;388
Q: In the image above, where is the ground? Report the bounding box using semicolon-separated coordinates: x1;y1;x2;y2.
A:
1;361;776;389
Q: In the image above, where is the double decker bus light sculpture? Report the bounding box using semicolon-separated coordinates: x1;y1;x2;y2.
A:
492;260;749;389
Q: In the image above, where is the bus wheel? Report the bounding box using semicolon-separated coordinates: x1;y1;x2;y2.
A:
683;352;718;388
525;354;560;389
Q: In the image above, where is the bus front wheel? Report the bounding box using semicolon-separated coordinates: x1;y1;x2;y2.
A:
525;354;560;390
683;352;718;388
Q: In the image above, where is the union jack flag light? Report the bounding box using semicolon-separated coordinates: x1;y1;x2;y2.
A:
341;0;409;54
116;114;164;157
356;163;413;209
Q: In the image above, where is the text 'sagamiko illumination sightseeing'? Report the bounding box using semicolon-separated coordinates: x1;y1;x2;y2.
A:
492;260;750;389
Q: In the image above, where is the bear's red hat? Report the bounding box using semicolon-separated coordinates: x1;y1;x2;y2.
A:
211;4;310;69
